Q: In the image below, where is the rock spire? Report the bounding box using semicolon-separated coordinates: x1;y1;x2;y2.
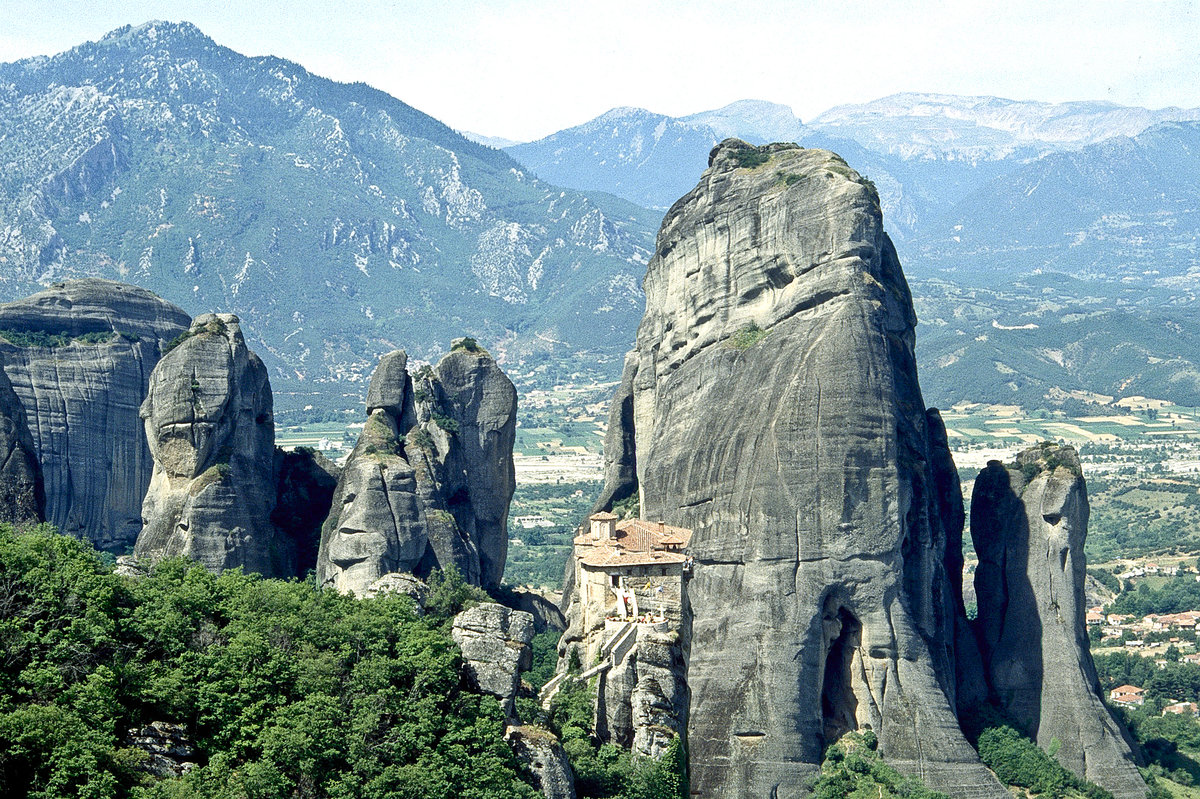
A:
316;341;516;595
134;313;288;576
971;443;1145;798
571;139;1006;797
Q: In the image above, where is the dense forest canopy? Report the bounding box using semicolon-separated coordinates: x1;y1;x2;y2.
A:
0;524;536;799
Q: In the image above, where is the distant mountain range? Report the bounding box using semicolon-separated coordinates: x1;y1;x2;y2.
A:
914;121;1200;285
505;106;738;210
0;21;659;408
913;273;1200;408
503;94;1200;248
500;94;1200;409
4;23;1200;412
808;92;1200;160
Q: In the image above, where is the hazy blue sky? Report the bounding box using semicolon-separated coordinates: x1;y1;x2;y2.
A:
2;0;1197;141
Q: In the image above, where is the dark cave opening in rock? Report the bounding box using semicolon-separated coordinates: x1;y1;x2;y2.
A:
821;606;862;747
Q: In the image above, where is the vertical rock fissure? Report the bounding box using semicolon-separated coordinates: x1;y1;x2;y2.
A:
821;605;862;749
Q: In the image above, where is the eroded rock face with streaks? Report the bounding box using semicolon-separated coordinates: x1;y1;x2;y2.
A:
972;444;1146;798
134;314;287;576
573;140;1006;798
0;279;190;549
316;344;516;595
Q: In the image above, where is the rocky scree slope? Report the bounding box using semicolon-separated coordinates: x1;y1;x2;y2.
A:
575;139;1006;798
0;21;657;400
134;313;291;576
317;342;516;594
971;443;1145;799
0;279;189;550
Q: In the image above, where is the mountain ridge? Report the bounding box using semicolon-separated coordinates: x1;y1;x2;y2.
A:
0;20;659;408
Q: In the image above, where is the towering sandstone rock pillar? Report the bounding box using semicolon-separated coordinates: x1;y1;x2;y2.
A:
135;313;287;576
316;341;516;594
577;140;1006;798
972;444;1145;799
0;280;190;549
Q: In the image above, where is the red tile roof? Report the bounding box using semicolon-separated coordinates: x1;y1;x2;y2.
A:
575;518;693;550
1111;685;1144;695
579;547;688;568
574;517;694;569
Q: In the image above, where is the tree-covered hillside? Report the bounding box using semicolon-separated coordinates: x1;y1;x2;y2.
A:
0;524;536;798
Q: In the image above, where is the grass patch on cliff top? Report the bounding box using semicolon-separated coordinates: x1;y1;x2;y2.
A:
727;142;771;170
451;336;489;356
0;328;117;348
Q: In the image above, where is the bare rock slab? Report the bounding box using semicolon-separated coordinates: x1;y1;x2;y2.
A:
0;279;189;549
452;602;534;717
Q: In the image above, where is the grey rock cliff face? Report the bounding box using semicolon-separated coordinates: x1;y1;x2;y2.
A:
972;445;1146;799
134;313;287;576
0;279;190;549
581;140;1005;798
316;344;516;594
434;342;518;588
597;627;688;760
0;366;43;525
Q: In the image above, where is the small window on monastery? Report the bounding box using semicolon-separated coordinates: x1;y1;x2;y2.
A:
661;568;667;576
610;574;619;587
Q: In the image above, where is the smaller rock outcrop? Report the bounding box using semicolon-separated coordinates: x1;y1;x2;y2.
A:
125;721;197;778
0;367;43;526
114;555;147;579
971;443;1146;799
506;726;577;799
509;587;567;633
364;572;428;610
451;603;534;718
135;314;288;576
316;343;516;594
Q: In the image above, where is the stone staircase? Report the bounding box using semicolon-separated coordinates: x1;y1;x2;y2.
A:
539;621;639;709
